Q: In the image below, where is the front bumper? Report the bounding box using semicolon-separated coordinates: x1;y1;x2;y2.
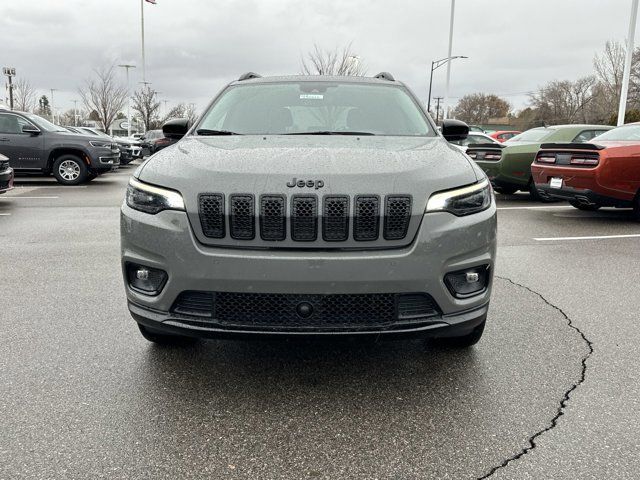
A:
121;203;497;337
0;168;14;194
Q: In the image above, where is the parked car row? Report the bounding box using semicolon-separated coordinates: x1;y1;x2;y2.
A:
465;124;612;200
461;122;640;218
65;126;142;165
0;153;14;194
0;106;180;186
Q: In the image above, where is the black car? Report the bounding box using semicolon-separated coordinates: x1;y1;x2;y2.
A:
0;110;120;185
0;153;14;194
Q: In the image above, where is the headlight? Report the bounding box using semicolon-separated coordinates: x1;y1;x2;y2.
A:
89;140;112;148
426;178;492;216
126;177;185;214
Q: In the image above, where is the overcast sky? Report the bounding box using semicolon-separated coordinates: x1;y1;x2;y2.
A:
1;0;637;119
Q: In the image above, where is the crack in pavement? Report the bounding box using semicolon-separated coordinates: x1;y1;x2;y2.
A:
477;276;594;480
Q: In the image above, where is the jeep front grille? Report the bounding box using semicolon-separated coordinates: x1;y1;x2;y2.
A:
198;193;412;243
171;291;440;330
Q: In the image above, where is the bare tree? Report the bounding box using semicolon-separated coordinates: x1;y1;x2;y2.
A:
159;103;199;127
78;65;128;132
301;43;366;76
13;78;37;112
529;76;596;124
450;93;511;124
593;40;640;115
132;87;161;131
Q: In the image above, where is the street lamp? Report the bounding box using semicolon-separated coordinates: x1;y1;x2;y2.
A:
427;56;467;114
118;64;136;137
50;88;57;124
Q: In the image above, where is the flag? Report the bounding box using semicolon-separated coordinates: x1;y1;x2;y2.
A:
145;0;157;4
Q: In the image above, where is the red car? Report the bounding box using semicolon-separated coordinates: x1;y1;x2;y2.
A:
531;123;640;217
0;153;14;195
490;130;521;143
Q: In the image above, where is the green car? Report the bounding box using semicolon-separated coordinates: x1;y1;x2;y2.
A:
466;124;612;200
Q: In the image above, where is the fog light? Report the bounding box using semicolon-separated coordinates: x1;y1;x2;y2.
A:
444;266;489;298
126;263;168;295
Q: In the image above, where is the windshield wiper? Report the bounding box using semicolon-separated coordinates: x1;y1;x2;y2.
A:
285;131;375;136
196;129;243;136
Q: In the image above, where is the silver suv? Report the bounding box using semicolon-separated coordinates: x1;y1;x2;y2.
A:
121;73;497;348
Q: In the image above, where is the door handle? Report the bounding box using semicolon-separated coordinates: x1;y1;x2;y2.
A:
0;138;9;142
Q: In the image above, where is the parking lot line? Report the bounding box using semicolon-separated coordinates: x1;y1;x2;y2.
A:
0;213;10;216
9;196;59;199
535;234;640;241
497;206;574;210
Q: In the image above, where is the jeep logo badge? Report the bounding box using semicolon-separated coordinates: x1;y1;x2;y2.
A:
286;177;325;190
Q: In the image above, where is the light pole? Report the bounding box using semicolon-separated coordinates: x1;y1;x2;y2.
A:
118;64;136;137
618;0;639;126
427;56;467;114
72;99;79;126
50;88;57;124
444;0;456;119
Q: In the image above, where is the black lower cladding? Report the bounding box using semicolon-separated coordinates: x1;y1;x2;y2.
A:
171;291;441;330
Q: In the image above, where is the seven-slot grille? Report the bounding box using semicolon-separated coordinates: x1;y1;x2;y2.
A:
198;193;413;243
171;291;440;329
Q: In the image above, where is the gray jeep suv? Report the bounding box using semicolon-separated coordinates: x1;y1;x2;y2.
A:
0;110;120;185
121;73;497;347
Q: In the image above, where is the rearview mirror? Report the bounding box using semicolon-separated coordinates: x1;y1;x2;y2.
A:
162;118;191;140
441;119;469;142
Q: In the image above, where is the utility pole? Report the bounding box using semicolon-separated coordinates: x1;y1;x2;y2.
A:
118;64;136;137
434;97;443;125
3;67;16;110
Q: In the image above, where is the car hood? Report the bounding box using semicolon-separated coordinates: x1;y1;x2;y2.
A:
58;132;110;143
138;135;480;199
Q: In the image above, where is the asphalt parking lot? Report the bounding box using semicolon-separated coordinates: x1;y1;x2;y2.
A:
1;164;639;479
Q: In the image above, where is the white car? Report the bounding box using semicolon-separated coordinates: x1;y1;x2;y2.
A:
448;132;500;152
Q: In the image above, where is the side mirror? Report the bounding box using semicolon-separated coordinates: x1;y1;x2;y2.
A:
22;125;41;135
441;119;469;142
162;118;191;140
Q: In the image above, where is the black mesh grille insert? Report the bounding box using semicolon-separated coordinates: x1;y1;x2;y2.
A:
384;196;412;240
171;291;440;329
260;195;286;241
199;194;225;238
172;291;214;317
323;196;349;241
354;196;380;241
230;195;255;240
291;195;318;241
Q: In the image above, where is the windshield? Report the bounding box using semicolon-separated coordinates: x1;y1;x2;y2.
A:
26;113;66;132
196;81;434;136
507;128;556;143
593;124;640;141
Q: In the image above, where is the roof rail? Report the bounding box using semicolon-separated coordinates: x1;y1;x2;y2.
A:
238;72;262;81
373;72;395;81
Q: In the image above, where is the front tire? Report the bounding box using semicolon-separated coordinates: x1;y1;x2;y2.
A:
495;186;518;195
426;320;486;349
137;323;196;346
52;155;88;185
